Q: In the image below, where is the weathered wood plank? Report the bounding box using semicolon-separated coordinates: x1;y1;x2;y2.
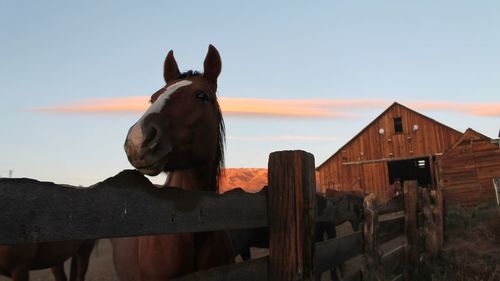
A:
381;245;404;276
362;194;379;281
267;150;316;281
404;180;419;280
422;188;439;257
389;273;403;281
376;194;404;215
315;231;363;274
341;270;363;281
171;257;268;281
0;170;268;244
378;216;404;245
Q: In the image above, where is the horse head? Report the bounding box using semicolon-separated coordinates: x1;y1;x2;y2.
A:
124;45;225;190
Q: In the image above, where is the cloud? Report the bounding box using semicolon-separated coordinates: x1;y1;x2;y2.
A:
409;101;500;117
35;97;150;113
228;135;339;141
36;96;349;118
34;97;500;118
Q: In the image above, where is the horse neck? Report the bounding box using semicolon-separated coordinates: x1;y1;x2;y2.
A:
336;198;355;220
165;165;218;192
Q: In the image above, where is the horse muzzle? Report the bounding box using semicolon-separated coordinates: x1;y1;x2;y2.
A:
124;122;171;176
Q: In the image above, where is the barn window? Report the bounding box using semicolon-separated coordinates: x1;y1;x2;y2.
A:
393;117;403;133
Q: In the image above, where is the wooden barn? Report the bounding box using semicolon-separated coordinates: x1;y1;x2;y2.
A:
436;129;500;205
317;102;500;205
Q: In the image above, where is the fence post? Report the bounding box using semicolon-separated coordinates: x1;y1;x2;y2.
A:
422;188;438;257
404;180;419;280
267;150;316;281
431;189;444;251
362;193;379;281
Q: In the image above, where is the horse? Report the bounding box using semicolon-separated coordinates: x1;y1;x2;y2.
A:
0;240;95;281
228;227;268;261
112;45;234;280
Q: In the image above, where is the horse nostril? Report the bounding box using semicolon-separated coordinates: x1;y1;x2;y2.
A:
143;125;159;149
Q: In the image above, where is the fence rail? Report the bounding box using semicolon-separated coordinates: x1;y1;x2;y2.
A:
0;150;443;280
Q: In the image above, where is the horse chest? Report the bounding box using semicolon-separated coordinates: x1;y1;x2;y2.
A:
137;234;196;280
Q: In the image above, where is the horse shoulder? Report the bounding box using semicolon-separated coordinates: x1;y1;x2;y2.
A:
194;231;234;270
138;234;196;280
112;237;140;281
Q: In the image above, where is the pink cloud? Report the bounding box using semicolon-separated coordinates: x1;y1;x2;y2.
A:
228;135;339;141
409;101;500;117
34;97;500;118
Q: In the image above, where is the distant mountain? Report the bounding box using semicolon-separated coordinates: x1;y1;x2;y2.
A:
219;168;320;194
220;168;267;193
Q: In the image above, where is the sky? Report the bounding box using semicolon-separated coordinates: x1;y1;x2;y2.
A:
1;1;499;186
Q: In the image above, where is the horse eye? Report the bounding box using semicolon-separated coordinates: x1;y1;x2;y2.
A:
196;92;209;102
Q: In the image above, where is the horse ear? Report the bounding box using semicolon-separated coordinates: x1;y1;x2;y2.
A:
164;50;181;84
203;45;221;85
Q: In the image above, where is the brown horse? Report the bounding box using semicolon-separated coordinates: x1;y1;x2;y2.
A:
0;240;95;281
112;45;234;280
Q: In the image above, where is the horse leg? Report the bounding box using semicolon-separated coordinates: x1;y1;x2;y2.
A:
71;240;95;281
51;264;68;281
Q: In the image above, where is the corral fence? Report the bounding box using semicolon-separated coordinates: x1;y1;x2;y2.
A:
493;177;500;207
0;150;443;281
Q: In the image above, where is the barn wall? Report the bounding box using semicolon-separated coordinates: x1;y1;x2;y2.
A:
318;103;462;196
438;134;500;205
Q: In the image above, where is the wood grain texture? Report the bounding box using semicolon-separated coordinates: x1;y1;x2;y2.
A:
403;181;419;280
0;170;268;244
362;194;379;281
171;257;268;281
381;245;404;276
376;194;404;215
437;129;500;205
267;150;316;281
341;270;363;281
314;231;363;274
431;189;444;249
378;216;404;245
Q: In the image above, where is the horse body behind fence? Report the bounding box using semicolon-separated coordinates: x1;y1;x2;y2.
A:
0;240;95;281
113;45;233;281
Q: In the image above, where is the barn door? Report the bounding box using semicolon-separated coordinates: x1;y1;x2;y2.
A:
387;157;432;187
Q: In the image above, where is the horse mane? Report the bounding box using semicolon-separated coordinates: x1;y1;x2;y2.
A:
177;70;202;79
214;99;225;192
172;70;225;192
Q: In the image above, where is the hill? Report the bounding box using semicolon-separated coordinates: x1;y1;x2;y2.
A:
219;168;267;193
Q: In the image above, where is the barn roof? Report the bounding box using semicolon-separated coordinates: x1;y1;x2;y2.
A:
316;102;462;169
440;128;492;158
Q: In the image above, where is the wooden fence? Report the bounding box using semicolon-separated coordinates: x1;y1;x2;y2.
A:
0;150;443;281
494;177;500;206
